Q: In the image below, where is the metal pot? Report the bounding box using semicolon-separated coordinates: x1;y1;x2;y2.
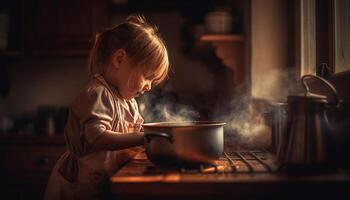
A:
277;75;338;170
143;121;225;167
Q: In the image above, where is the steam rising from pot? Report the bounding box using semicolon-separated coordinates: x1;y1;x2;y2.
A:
214;94;272;149
138;91;200;123
138;90;271;149
138;68;302;149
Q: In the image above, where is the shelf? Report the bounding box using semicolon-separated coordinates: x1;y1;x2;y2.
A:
0;49;89;61
0;50;22;58
27;50;90;57
200;34;245;42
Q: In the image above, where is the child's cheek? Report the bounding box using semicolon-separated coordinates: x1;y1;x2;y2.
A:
128;78;142;91
134;80;144;91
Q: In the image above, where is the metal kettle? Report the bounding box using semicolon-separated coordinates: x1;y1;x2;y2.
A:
277;75;339;170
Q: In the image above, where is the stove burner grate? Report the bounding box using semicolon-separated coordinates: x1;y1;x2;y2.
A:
144;150;278;174
223;150;277;173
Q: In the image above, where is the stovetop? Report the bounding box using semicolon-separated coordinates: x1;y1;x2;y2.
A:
111;149;350;199
143;149;279;175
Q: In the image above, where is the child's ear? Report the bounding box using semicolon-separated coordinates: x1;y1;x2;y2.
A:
112;49;126;69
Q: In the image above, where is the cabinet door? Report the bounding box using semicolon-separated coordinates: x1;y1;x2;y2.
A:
22;0;107;55
2;145;65;172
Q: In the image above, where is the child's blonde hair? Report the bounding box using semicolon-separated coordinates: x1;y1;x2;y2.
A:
88;15;169;86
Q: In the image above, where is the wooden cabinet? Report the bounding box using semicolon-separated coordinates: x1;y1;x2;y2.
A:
1;0;107;57
201;34;247;91
21;0;107;56
198;1;250;92
0;136;65;200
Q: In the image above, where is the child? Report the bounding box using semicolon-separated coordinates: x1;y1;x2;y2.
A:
44;15;169;200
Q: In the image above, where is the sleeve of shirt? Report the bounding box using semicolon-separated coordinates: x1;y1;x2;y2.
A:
74;86;115;145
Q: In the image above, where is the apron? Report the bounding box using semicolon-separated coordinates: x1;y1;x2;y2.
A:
44;74;144;200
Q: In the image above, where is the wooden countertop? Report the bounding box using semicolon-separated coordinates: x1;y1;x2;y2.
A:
110;151;350;200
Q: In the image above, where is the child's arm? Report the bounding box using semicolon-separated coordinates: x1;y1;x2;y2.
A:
90;130;144;151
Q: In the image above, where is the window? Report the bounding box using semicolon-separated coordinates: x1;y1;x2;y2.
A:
334;0;350;73
299;0;350;76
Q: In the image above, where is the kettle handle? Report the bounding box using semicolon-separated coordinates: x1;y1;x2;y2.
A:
301;74;339;105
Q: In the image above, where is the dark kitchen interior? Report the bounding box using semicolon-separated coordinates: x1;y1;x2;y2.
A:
1;0;350;199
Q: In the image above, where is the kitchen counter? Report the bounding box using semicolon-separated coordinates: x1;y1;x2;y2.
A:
110;150;350;200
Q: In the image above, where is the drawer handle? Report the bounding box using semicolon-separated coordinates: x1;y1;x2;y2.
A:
36;155;50;166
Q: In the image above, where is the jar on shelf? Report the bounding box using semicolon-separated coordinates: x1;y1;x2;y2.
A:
204;10;233;34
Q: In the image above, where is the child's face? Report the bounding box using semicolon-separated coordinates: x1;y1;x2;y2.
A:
118;66;153;100
109;51;155;100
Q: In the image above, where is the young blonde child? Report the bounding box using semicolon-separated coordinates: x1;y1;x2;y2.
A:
44;15;169;200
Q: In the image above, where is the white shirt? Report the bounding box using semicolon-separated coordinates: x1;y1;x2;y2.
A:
44;74;144;200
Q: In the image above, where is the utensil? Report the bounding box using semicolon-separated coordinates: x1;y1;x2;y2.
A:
143;121;225;167
277;75;338;171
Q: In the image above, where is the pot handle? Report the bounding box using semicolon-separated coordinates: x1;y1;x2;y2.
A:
144;132;174;143
301;74;339;105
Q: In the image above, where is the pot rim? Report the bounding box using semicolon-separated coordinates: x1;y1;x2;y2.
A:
143;121;226;128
